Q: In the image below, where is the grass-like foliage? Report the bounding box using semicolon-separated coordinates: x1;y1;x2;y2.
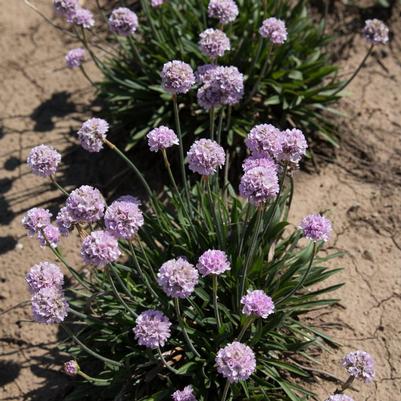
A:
73;0;343;152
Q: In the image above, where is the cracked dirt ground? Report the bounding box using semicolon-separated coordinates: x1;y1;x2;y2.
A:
0;1;400;400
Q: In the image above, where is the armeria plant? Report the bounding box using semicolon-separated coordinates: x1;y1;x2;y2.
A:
23;35;380;399
26;0;388;161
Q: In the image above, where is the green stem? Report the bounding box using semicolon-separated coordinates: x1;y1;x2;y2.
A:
333;45;373;95
212;275;222;330
61;324;123;367
50;175;69;196
157;347;181;375
276;242;317;306
236;317;254;341
162;149;179;193
172;95;190;205
216;108;225;145
210;107;216;140
78;371;110;385
248;37;264;83
221;381;230;401
79;65;96;87
239;208;264;303
206;179;224;248
248;42;272;102
174;298;201;357
335;375;355;394
137;240;158;283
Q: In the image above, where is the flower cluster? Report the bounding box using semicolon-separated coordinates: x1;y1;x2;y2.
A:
259;17;288;45
199;28;230;59
299;214;332;242
81;230;121;267
151;0;167;7
187;139;225;176
216;341;256;383
22;208;52;237
241;290;275;319
172;386;197;401
77;118;109;153
208;0;239;25
197;66;244;110
64;360;80;377
27;262;68;324
343;350;375;383
108;7;138;36
27;145;61;177
363;19;389;45
66;8;95;29
65;48;85;69
196;249;230;277
325;396;354;401
162;61;195;95
147;126;179;152
53;0;78;16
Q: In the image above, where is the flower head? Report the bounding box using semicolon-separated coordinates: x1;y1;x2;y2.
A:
172;386;197;401
363;19;389;45
104;196;144;240
66;185;106;223
26;262;64;293
239;166;279;205
216;341;256;383
65;48;85;69
56;207;75;236
64;360;79;376
199;29;231;59
187;139;225;176
133;310;172;349
196;249;230;277
67;8;95;29
299;214;332;242
31;287;69;324
343;351;375;383
77;118;109;153
197;66;244;110
242;154;277;173
53;0;78;16
241;290;275;318
109;7;138;36
157;257;199;298
147;126;179;152
195;64;218;84
38;225;61;248
151;0;167;7
162;61;195;94
22;208;52;237
259;17;288;44
81;230;121;267
208;0;239;25
27;145;61;177
278;128;308;164
325;396;355;401
245;124;283;160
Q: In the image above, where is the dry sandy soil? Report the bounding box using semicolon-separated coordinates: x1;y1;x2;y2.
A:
0;1;400;400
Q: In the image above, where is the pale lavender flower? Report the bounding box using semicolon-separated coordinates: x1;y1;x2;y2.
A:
31;287;69;324
278;128;308;164
239;166;279;205
22;208;52;237
195;64;218;84
53;0;78;16
26;262;64;293
343;351;375;383
196;249;230;277
299;214;332;242
67;8;95;29
66;185;106;223
81;230;121;267
241;289;275;319
133;310;172;349
325;396;355;401
151;0;167;7
109;7;138;36
259;18;288;45
245;124;283;160
157;257;199;298
104;197;144;240
65;48;85;69
147;126;179;152
208;0;239;25
172;386;197;401
216;341;256;383
64;360;79;376
197;66;244;110
162;61;195;94
38;225;61;248
199;29;231;59
27;145;61;177
242;154;277;172
56;207;75;236
187;139;225;176
363;19;389;45
77;118;109;153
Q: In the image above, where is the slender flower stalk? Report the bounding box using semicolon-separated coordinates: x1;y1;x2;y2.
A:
174;298;201;357
50;175;69;196
212;275;222;329
333;45;373;95
248;42;272;102
221;380;230;401
79;65;96;86
157;347;181;375
216;108;225;145
78;370;110;385
236;316;254;341
210;107;216;140
334;376;355;394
